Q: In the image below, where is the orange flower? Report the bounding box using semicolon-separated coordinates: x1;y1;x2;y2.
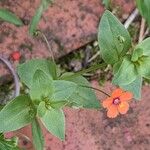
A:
102;88;133;118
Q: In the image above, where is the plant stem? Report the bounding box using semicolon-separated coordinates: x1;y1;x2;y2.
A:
143;28;149;39
38;31;55;62
60;63;106;80
139;18;145;42
124;8;139;29
79;85;110;97
0;56;20;99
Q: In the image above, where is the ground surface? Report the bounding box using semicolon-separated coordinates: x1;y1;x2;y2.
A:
1;0;150;150
0;0;135;59
16;81;150;150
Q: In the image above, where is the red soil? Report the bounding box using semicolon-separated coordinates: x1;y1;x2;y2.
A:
2;1;150;150
13;81;150;150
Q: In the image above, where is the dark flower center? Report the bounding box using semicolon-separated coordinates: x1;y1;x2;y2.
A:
113;98;120;105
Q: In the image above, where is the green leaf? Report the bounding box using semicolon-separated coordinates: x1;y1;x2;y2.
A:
0;134;19;150
134;37;150;56
136;0;150;27
37;101;67;118
29;0;53;35
42;0;54;9
29;5;43;35
0;105;4;111
138;56;150;79
113;56;138;85
120;76;142;100
131;48;143;62
47;59;57;80
0;137;19;150
37;101;47;117
32;119;44;150
41;108;65;140
0;95;34;132
50;80;77;102
98;10;131;64
17;59;55;88
50;101;67;109
0;9;23;26
60;73;100;109
102;0;110;9
30;69;53;100
113;59;123;74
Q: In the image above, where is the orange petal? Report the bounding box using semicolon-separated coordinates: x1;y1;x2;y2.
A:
118;102;129;114
112;88;123;98
107;105;119;118
102;97;113;108
120;92;133;102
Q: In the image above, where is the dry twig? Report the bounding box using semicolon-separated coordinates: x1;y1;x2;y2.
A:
0;56;20;100
143;28;149;39
124;9;139;29
139;18;146;42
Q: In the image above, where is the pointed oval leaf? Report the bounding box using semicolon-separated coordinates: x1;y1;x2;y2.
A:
98;10;131;64
0;9;23;26
113;56;138;85
138;56;150;79
120;76;142;100
0;95;34;132
37;101;47;117
131;48;143;62
41;109;65;140
50;80;77;102
50;101;67;109
134;37;150;56
113;59;123;74
17;59;56;88
30;69;53;100
60;73;100;109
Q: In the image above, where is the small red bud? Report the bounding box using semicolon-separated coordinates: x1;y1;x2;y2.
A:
11;51;21;61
